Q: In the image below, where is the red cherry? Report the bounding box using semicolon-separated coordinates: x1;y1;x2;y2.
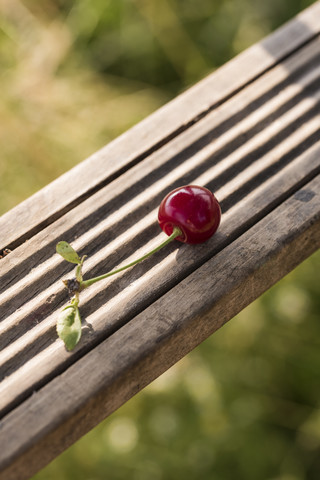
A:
158;185;221;244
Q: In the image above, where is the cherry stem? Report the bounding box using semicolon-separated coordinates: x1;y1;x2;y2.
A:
80;226;182;290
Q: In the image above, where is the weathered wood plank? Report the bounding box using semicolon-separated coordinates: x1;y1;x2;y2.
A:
0;175;319;480
0;35;319;417
0;1;319;251
0;139;319;418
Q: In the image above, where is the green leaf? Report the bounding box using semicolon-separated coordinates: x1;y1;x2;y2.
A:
56;241;81;264
57;305;82;351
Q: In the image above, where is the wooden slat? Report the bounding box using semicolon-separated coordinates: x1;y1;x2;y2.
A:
0;36;319;417
0;1;319;251
0;175;319;480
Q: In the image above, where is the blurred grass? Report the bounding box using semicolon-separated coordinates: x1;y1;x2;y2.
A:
0;1;319;479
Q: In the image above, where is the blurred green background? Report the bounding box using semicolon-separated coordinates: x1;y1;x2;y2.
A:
0;1;319;479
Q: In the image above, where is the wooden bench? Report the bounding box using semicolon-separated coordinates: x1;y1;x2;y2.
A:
0;2;319;478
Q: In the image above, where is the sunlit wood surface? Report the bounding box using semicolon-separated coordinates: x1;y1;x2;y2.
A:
0;3;319;479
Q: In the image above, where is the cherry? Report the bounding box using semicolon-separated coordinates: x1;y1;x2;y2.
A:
158;185;221;244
